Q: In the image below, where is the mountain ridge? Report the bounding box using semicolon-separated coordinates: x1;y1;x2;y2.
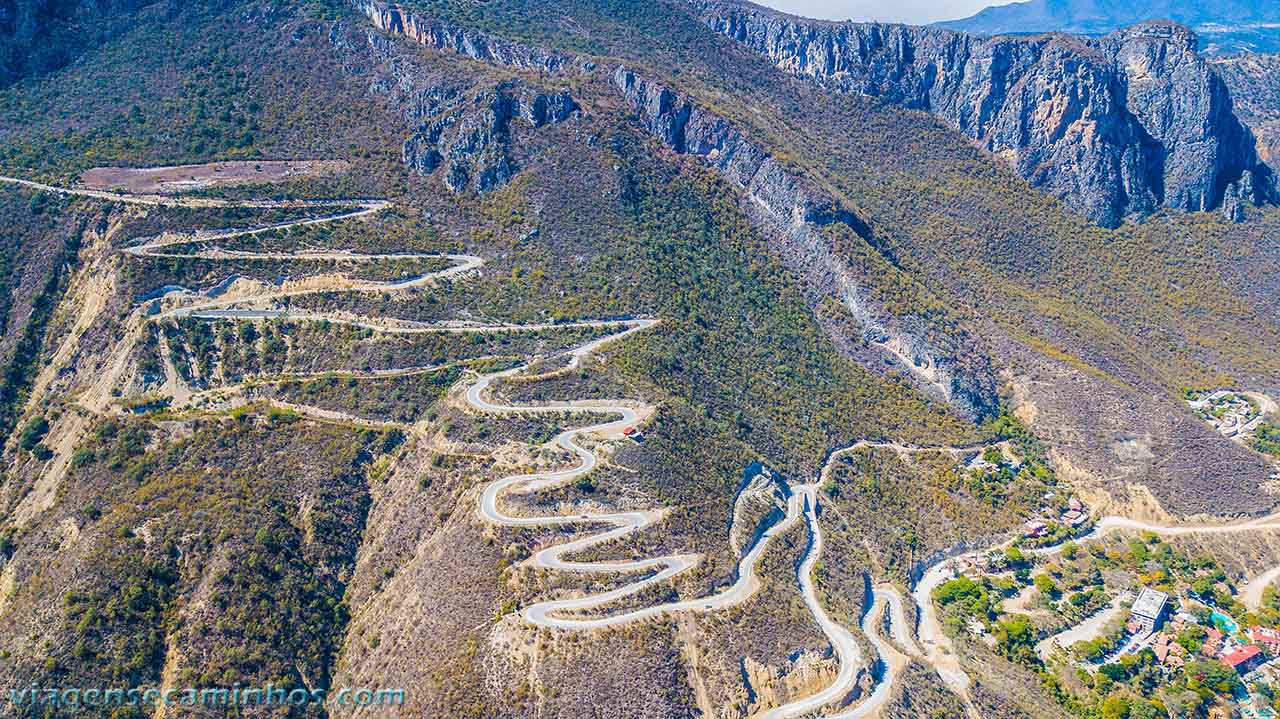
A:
940;0;1280;54
689;0;1274;227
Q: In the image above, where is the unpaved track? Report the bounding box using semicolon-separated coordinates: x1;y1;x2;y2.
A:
1;175;389;210
9;172;903;716
120;208;483;320
1244;563;1280;610
760;485;862;719
15;173;1280;717
470;321;822;628
469;338;925;718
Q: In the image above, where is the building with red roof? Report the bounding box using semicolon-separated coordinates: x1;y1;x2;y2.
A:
1220;644;1264;674
1201;628;1225;659
1249;625;1280;653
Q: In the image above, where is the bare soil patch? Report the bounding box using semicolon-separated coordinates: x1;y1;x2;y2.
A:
77;160;348;194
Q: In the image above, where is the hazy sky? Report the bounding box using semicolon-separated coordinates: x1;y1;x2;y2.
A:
753;0;1023;25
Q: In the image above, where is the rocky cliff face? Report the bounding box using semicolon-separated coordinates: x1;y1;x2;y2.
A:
1214;53;1280;176
400;86;578;193
341;16;579;194
729;463;789;558
351;0;574;73
614;66;998;417
689;0;1273;227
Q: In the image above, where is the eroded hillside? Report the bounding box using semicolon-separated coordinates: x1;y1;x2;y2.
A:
1;1;1279;719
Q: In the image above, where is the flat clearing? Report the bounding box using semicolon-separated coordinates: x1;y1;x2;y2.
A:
77;160;349;194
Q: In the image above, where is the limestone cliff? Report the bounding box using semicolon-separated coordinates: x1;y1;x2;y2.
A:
688;0;1273;227
339;16;580;194
351;0;573;72
1214;53;1280;175
614;66;998;417
400;86;578;193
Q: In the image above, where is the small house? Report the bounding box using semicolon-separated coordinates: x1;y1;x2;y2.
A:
1249;626;1280;654
1221;644;1265;674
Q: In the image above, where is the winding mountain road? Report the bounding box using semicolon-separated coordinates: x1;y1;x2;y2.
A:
14;171;1280;719
466;339;947;718
468;321;829;628
1;175;390;211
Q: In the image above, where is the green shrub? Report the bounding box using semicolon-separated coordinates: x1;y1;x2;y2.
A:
18;416;48;451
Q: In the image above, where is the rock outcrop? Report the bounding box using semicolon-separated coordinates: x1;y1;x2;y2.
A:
729;463;789;558
688;0;1274;226
614;66;998;417
351;0;572;73
401;87;578;193
340;17;579;194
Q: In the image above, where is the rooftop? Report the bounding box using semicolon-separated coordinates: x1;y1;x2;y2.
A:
1250;626;1280;643
1221;644;1262;669
1131;587;1169;620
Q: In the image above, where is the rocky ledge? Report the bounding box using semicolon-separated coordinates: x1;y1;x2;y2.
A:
400;86;578;193
614;66;998;417
351;0;573;73
345;9;580;194
688;0;1274;227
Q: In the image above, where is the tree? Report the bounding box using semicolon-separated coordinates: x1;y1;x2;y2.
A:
1034;573;1058;598
1190;577;1213;599
1127;699;1162;719
935;577;983;606
1101;694;1130;719
1183;659;1240;695
1176;625;1206;653
18;415;49;451
1004;546;1026;566
994;615;1036;663
1099;663;1127;681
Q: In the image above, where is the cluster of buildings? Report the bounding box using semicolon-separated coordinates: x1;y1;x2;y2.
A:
1188;390;1263;439
1148;630;1188;669
1024;496;1090;539
1196;625;1280;675
1109;586;1280;679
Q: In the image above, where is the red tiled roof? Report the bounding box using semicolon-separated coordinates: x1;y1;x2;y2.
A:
1220;644;1262;668
1250;626;1280;643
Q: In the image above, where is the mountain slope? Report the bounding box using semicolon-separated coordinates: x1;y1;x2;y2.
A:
0;1;165;88
689;0;1274;227
940;0;1280;54
1;2;1279;719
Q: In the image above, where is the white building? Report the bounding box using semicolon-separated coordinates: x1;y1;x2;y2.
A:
1130;587;1169;632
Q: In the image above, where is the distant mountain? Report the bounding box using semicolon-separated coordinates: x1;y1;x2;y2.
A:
939;0;1280;54
692;0;1272;227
